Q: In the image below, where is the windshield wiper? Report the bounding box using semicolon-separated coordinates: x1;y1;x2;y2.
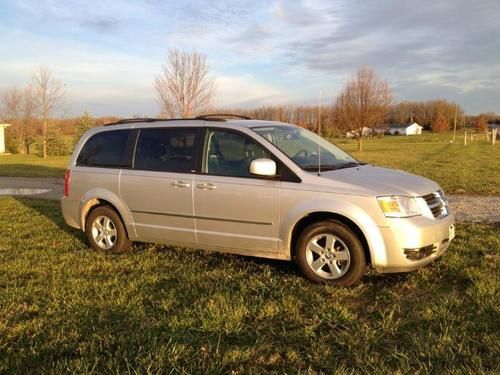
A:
302;162;365;172
334;162;366;170
302;164;341;172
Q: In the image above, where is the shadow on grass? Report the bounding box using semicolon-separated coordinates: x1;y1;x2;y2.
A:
15;197;86;245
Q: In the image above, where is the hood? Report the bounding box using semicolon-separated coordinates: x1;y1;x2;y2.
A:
313;165;440;197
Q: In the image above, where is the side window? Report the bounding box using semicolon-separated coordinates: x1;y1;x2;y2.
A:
134;128;198;173
204;129;272;177
77;129;131;167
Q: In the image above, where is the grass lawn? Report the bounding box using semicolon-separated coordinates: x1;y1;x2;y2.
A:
1;132;499;195
339;134;500;195
0;197;498;373
0;154;68;178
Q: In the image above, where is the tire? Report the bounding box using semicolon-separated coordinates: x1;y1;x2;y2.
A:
295;220;366;286
85;205;131;253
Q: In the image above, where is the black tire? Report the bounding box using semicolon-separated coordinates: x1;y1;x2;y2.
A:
85;205;131;253
295;220;366;286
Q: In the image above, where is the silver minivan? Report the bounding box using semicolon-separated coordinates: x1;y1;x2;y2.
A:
61;115;455;285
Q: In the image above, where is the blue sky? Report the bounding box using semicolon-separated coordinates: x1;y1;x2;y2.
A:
1;0;499;116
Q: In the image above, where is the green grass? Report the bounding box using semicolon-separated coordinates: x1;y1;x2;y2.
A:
336;133;500;195
1;197;498;373
0;155;68;177
1;132;499;194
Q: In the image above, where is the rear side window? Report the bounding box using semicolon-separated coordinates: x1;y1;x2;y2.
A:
134;128;198;173
77;130;131;167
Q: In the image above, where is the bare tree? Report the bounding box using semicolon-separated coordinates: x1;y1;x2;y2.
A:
431;112;449;133
154;49;215;118
21;86;38;154
1;86;38;154
32;67;65;158
1;87;24;153
335;67;393;151
474;114;488;132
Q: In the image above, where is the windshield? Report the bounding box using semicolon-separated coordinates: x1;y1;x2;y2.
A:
252;125;362;171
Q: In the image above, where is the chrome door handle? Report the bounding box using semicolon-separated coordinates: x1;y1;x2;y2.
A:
196;183;217;190
172;181;190;188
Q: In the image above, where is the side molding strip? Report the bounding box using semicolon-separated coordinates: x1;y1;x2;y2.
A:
131;210;273;226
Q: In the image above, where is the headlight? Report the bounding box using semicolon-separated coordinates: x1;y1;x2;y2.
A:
437;189;448;205
377;196;422;218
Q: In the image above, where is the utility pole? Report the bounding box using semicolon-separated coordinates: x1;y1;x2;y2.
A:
453;103;458;142
318;89;322;176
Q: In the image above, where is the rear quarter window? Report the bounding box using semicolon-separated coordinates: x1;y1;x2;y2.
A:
76;129;132;167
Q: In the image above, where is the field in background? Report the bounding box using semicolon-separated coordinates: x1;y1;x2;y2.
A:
0;197;498;373
340;133;500;195
0;132;499;194
0;154;68;177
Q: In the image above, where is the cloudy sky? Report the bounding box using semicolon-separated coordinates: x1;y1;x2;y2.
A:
0;0;499;116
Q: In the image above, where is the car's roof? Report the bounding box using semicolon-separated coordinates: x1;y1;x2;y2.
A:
223;119;294;128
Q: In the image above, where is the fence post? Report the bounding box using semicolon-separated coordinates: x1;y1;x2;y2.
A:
493;129;497;145
464;131;467;146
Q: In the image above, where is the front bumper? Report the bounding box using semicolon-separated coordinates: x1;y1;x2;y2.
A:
373;213;455;273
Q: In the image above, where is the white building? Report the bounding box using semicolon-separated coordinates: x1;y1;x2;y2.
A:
346;126;387;138
388;122;423;136
0;124;11;154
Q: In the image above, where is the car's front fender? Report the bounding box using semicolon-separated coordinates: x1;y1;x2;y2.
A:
279;197;388;265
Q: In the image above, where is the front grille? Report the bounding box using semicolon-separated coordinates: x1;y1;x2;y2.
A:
422;191;448;219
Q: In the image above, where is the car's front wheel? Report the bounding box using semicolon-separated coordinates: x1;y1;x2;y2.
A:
85;205;131;253
295;220;366;286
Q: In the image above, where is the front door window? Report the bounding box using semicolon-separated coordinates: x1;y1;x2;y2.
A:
204;129;271;177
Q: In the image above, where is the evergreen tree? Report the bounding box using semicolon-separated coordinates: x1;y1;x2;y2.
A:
76;111;95;141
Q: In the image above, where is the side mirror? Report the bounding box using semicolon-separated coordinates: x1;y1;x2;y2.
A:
250;158;277;176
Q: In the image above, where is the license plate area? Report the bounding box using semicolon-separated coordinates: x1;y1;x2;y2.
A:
449;223;455;241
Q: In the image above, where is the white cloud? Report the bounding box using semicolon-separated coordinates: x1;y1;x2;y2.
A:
215;75;290;108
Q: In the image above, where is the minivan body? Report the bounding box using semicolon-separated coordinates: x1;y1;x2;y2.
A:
61;118;455;285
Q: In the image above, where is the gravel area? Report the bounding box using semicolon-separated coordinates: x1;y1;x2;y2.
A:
1;177;499;223
447;195;500;224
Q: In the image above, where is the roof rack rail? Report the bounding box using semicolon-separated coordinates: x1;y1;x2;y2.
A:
104;114;250;126
105;118;166;126
195;113;251;120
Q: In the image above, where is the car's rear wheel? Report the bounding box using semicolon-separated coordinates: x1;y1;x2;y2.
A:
295;220;366;286
85;205;131;253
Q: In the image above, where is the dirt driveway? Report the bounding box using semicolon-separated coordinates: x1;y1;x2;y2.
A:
1;177;499;223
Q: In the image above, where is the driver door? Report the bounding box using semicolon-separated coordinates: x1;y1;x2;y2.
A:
193;129;281;254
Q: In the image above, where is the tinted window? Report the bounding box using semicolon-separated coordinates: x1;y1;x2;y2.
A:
204;129;271;177
77;130;131;167
134;128;198;173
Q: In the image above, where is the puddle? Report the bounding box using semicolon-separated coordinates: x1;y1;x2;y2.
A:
0;188;52;196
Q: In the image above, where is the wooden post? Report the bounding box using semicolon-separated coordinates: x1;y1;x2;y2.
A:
493;129;497;145
464;131;467;146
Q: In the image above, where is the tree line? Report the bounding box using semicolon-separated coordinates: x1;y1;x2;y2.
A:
1;50;498;156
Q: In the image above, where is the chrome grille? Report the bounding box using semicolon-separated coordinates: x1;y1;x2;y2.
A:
422;191;448;219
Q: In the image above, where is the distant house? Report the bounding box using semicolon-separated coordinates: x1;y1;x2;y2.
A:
388;122;423;136
489;123;500;138
346;126;387;138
